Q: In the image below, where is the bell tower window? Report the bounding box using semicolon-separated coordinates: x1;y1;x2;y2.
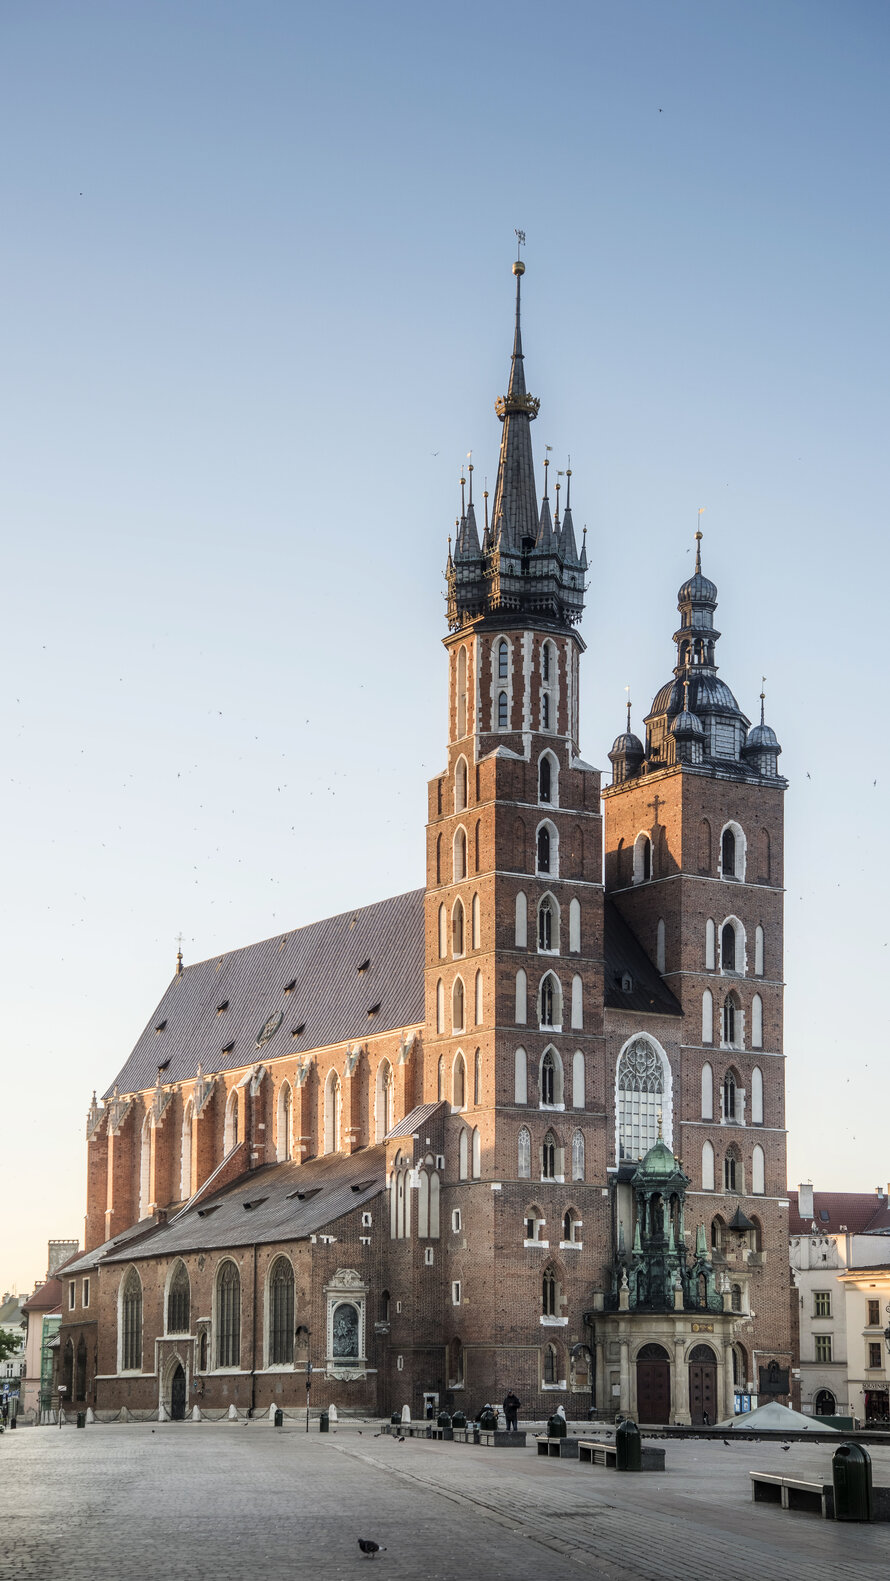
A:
498;640;509;679
498;691;508;729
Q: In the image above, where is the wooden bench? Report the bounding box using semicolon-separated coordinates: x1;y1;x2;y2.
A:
578;1440;666;1472
750;1473;830;1516
536;1436;580;1459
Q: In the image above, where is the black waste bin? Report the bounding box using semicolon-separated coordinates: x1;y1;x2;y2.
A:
390;1411;402;1426
479;1407;497;1431
615;1417;642;1472
437;1411;452;1428
274;1408;284;1429
547;1412;567;1439
76;1413;86;1430
833;1443;872;1522
451;1410;467;1429
319;1410;330;1434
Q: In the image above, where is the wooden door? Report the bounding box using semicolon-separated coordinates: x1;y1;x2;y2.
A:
171;1364;186;1421
688;1344;718;1424
636;1346;671;1423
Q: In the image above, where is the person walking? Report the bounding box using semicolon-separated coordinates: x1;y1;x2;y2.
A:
503;1390;521;1431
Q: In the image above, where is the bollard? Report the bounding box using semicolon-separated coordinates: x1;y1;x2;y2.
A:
615;1417;642;1472
832;1443;872;1522
319;1410;329;1433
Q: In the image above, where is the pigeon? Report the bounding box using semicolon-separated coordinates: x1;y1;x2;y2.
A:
723;1439;730;1446
358;1539;386;1558
782;1443;791;1451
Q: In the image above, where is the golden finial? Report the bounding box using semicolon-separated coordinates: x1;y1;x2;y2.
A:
760;676;766;726
175;933;184;976
513;228;526;275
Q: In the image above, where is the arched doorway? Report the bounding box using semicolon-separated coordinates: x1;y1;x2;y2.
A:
814;1389;836;1417
636;1343;671;1423
170;1363;186;1421
689;1343;718;1425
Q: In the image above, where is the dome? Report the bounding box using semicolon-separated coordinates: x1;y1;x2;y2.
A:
634;1136;683;1180
609;730;644;758
677;570;717;606
745;721;781;751
670;708;705;740
649;673;744;722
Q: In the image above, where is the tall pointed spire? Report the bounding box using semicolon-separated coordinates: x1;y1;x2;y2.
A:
491;257;541;549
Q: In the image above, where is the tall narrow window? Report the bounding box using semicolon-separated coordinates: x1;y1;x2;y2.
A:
437;1057;445;1101
456;648;467;740
751;1066;763;1125
542;1268;557;1315
571;1130;585;1181
539;756;552;803
324;1071;341;1154
721;922;736;972
702;989;713;1044
537;826;551;873
542;642;551;681
474;1049;481;1105
515;891;528;948
452;898;465;956
723;1071;737;1120
436;979;445;1034
701;1140;715;1190
121;1268;142;1372
722;826;736;877
542;1131;557;1179
438;903;447;958
277;1082;292;1162
570;974;583;1030
752;994;763;1049
455;756;468;811
540;973;559;1028
514;1048;528;1104
435;834;441;885
472;892;481;949
569;898;581;953
722;993;739;1047
472;1127;481;1178
542;693;551;730
543;1343;557;1383
180;1100;193;1202
515;968;527;1024
268;1258;295;1366
167;1262;190;1335
701;1062;713;1120
518;1125;531;1178
452;977;465;1032
656;918;666;973
474;969;483;1025
572;1051;585;1109
498;640;509;679
706;919;716;969
377;1059;394;1141
724;1150;738;1192
538;899;553;951
453;1053;466;1110
454;827;467;881
459;1129;468;1180
541;1050;556;1105
755;925;764;976
216;1262;241;1369
752;1144;765;1195
498;691;508;729
224;1090;239;1154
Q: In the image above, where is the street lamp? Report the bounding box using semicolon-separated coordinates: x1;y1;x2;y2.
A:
883;1323;890;1356
57;1384;67;1429
305;1348;313;1434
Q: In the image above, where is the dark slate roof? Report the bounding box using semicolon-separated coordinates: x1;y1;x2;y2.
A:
107;890;426;1098
385;1102;447;1140
788;1190;890;1236
603;899;682;1018
101;1145;387;1262
61;1219;165;1278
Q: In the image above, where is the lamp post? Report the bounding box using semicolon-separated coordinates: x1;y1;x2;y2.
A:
305;1353;312;1434
57;1384;67;1429
883;1323;890;1355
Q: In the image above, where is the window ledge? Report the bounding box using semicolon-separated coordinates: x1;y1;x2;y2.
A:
541;1382;568;1391
540;1316;568;1327
539;1102;565;1112
559;1241;582;1251
537;948;560;957
524;1239;549;1249
540;1024;563;1034
540;1174;565;1184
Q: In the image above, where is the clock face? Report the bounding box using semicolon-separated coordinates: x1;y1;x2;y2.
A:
256;1010;284;1048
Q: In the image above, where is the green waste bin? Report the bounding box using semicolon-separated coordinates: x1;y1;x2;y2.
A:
547;1412;567;1439
390;1411;402;1426
615;1417;642;1472
451;1410;467;1429
833;1443;872;1522
319;1410;330;1434
437;1411;451;1428
76;1413;86;1430
478;1407;497;1431
274;1409;284;1428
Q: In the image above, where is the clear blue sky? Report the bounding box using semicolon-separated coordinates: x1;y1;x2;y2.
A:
2;1;888;1289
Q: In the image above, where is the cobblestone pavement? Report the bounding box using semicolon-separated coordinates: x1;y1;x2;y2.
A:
2;1423;889;1581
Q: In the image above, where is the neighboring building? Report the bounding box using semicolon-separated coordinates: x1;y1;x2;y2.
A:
789;1182;890;1420
0;1291;26;1387
18;1241;81;1419
59;261;792;1426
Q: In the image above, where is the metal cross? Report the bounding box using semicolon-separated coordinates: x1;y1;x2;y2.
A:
514;228;526;257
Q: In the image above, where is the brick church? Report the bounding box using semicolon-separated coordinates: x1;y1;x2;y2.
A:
59;261;792;1427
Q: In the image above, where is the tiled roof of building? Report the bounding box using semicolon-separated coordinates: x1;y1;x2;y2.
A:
0;1293;26;1328
21;1278;63;1315
788;1190;890;1236
107;890;426;1098
100;1145;386;1262
385;1102;446;1140
603;899;682;1018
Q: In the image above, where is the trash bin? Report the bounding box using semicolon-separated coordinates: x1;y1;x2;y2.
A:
76;1413;86;1430
319;1410;330;1434
274;1408;284;1429
833;1443;872;1522
451;1410;467;1429
479;1407;497;1432
437;1411;452;1428
390;1411;402;1426
615;1417;642;1472
547;1412;567;1439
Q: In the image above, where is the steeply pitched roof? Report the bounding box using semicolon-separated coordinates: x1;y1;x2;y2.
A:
101;1145;386;1262
61;1218;167;1278
788;1190;890;1236
385;1102;446;1140
603;899;682;1018
22;1278;63;1315
107;890;425;1097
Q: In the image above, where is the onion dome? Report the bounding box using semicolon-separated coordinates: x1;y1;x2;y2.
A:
677;529;718;606
669;704;705;741
742;689;782;776
608;700;645;783
745;721;780;751
633;1135;684;1182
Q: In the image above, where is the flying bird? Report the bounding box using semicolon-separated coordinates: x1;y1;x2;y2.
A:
358;1540;386;1558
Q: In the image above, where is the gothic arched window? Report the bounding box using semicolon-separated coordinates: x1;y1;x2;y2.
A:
453;1052;466;1110
277;1081;292;1162
518;1125;531;1178
324;1070;341;1154
538;898;553;951
540;973;560;1027
542;692;551;730
268;1257;295;1366
121;1268;142;1372
452;977;465;1032
542;1130;557;1179
167;1261;190;1335
722;1070;737;1121
571;1129;585;1181
721;826;736;877
539;756;552;803
498;691;508;729
498;639;509;679
216;1261;241;1368
721;921;737;972
452;898;465;956
616;1037;667;1162
537;825;550;873
541;1049;556;1106
542;1267;558;1316
376;1058;394;1142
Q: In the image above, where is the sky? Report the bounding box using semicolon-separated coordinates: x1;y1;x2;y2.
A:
1;0;888;1291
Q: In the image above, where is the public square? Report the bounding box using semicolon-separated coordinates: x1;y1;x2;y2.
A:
2;1423;889;1581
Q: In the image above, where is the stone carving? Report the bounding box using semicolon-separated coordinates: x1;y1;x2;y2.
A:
345;1044;363;1077
759;1359;790;1397
331;1302;359;1358
330;1267;365;1290
294;1058;312;1088
249;1063;266;1097
86;1091;102;1138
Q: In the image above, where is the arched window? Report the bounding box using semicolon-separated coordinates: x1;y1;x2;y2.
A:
542;1267;558;1316
498;639;509;680
571;1130;585;1181
514;1048;528;1104
518;1125;531;1178
295;1325;310;1362
376;1058;394;1141
721;921;737;973
216;1261;241;1368
706;919;716;970
418;1169;429;1237
456;647;468;740
474;818;481;871
199;1330;208;1371
435;833;442;885
755;925;764;976
752;1144;765;1196
224;1089;240;1154
721;826;736;878
139;1112;151;1218
75;1336;87;1399
540;1048;563;1107
633;832;652;884
453;1052;466;1110
541;692;551;730
537;825;551;873
698;818;712;874
539;972;561;1028
616;1036;668;1161
268;1257;295;1366
711;1215;726;1254
569;898;581;953
758;827;771;883
429;1172;441;1237
815;1389;837;1417
277;1081;292;1162
474;969;483;1025
750;992;763;1049
324;1070;341;1154
541;1130;558;1179
543;1342;558;1383
656;918;666;974
436;979;445;1034
121;1267;142;1371
515;891;528;947
701;1062;713;1120
515;968;527;1024
538;896;555;952
572;1050;585;1109
724;1069;741;1121
180;1100;193;1202
563;1208;580;1244
472;892;481;949
570;974;583;1030
452;976;465;1032
472;1127;481;1178
455;755;468;811
513;816;527;871
539;755;552;803
731;1283;743;1313
498;691;508;729
452;898;465;956
438;903;447;958
702;1140;715;1191
542;641;552;682
751;1066;763;1125
437;1056;445;1102
724;1147;739;1192
702;989;713;1043
459;1129;468;1180
453;827;467;881
167;1261;190;1335
474;1049;481;1105
750;1215;763;1252
722;992;740;1048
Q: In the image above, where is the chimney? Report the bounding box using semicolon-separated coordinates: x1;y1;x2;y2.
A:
798;1182;814;1219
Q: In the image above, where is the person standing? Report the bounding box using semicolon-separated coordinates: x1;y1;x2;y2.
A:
503;1390;521;1431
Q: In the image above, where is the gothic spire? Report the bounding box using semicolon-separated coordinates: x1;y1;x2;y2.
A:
490;259;541;549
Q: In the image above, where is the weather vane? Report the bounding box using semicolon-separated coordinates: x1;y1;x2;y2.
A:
514;228;526;258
